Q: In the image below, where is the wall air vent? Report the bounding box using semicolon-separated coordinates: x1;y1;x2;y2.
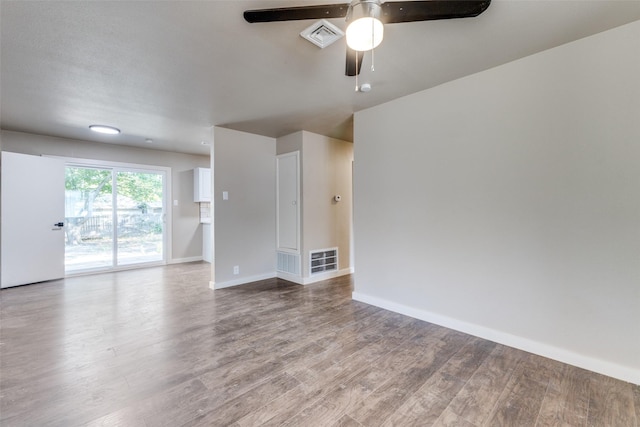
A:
310;248;338;275
300;19;344;49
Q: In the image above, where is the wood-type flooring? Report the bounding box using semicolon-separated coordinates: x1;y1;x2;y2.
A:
1;262;638;426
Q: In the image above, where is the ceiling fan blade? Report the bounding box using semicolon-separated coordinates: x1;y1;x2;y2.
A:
244;4;349;23
345;47;364;76
381;0;491;24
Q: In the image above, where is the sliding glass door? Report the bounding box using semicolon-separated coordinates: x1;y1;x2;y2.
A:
65;165;166;273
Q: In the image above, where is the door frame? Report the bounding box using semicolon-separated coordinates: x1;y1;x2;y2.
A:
53;156;172;274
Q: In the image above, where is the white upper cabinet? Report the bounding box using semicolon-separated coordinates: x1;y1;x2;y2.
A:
194;167;211;202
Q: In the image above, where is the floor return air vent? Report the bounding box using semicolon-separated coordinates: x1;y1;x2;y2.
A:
277;252;300;275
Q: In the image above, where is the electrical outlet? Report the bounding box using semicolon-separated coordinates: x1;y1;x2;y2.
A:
233;265;239;275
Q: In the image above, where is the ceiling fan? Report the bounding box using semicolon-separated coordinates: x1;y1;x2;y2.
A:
244;0;491;76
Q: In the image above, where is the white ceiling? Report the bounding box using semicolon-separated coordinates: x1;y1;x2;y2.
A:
2;1;639;155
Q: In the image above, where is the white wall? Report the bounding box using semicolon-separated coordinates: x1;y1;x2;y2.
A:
353;21;640;384
213;127;276;288
301;131;353;278
1;130;209;263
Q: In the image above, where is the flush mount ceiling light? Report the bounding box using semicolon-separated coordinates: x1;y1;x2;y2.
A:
346;0;383;52
89;124;120;135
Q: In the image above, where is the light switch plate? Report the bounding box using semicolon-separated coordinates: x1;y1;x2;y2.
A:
222;191;229;201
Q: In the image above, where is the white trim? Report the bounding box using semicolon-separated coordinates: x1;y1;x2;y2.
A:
276;271;305;285
278;267;353;286
351;291;640;385
168;256;203;264
213;272;277;290
211;267;354;289
208;141;215;286
302;266;352;285
49;155;170;173
64;260;166;278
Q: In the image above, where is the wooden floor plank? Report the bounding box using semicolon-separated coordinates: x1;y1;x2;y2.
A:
178;373;301;426
280;327;450;426
236;324;437;427
535;364;590;427
332;414;364;427
381;389;451;427
443;344;521;426
347;336;490;426
383;337;500;427
1;262;637;427
433;410;478;427
483;355;551;426
85;378;208;427
586;374;638;427
634;384;640;425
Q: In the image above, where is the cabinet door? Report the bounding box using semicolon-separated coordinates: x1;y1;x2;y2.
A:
194;167;211;202
276;152;299;252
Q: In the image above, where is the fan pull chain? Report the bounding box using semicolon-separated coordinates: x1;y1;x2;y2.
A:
371;47;375;72
371;18;375;72
355;50;359;91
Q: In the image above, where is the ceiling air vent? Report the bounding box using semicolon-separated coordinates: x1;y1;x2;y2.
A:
300;19;344;49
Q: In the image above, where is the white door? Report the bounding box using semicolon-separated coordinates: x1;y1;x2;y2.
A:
276;152;300;252
1;152;65;288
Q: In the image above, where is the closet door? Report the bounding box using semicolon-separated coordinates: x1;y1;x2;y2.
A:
276;152;300;253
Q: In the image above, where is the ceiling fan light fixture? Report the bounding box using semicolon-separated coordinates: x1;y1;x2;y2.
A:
346;0;383;51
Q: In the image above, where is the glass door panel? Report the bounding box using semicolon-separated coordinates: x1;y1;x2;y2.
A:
65;167;114;272
116;171;164;266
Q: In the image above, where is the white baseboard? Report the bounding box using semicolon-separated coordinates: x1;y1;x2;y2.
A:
210;267;354;289
168;256;203;264
213;272;277;290
352;291;640;385
276;271;305;285
277;267;353;285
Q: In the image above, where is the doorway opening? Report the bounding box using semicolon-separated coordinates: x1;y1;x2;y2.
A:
64;164;168;273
